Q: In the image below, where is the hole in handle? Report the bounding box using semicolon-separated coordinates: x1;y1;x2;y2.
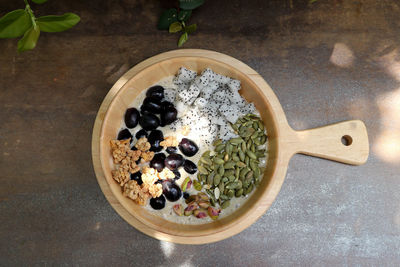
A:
341;135;353;146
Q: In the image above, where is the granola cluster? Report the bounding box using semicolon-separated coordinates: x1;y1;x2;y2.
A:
110;137;172;205
160;136;179;148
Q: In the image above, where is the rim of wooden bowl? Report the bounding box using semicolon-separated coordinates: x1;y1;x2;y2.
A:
92;49;292;244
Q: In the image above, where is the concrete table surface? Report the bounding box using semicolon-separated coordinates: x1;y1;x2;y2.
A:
1;0;400;265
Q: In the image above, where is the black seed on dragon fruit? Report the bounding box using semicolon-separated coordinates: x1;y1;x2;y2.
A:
178;138;199;157
146;85;164;100
183;159;197;174
150;153;166;172
141;96;162;114
124;108;140;129
164;153;184;170
117;129;132;142
139;113;160;130
148;130;164;152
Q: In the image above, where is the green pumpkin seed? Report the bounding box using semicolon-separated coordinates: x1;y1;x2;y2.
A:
260;135;267;144
224;169;235;177
241;141;246;152
220;194;229;201
254;167;261;179
257;120;264;130
225;143;233;155
226;182;240;190
250;131;259;140
215;144;225;152
245;171;254;182
229;137;244;145
228;175;236;182
249;160;258;171
246;139;252;149
214;157;225;165
213;174;221;186
236;161;247;168
232;146;238;153
240;167;250;178
221;200;231;209
216;153;224;159
207;173;214;185
227;189;235;198
253;121;259;130
239;150;246;161
232;155;240;162
241;128;255;138
250;143;256;153
246;150;257;160
218;181;224;193
235;188;244;197
201;150;211;158
224;161;236;169
235;167;240;179
245;156;250;165
244;184;254;195
210;197;216;206
198;165;209;175
254;137;262;146
193;180;202;191
222;177;228;183
212;139;222;146
218;164;225;176
200;157;213;165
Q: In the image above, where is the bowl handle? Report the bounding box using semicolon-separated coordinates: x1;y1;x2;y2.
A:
286;120;369;165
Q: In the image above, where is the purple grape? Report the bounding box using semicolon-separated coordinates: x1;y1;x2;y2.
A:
150;153;166;172
148;130;164;152
117;129;132;142
164;153;184;170
124;108;140;128
178;138;199;157
146;85;164;100
183;159;197;174
162;179;182;202
139;113;160;130
150;195;166;210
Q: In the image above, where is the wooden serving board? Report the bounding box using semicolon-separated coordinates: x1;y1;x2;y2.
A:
92;49;369;244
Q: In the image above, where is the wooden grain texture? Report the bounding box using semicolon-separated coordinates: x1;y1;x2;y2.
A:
92;49;369;244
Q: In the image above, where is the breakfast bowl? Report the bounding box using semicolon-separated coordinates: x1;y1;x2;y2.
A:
91;49;369;244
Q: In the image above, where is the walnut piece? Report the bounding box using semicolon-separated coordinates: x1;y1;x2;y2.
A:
135;137;151;152
143;183;163;198
160;136;179;148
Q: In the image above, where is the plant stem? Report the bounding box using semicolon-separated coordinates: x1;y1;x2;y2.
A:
24;0;37;29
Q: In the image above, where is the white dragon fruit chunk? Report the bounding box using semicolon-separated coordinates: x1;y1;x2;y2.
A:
194;97;207;109
201;68;216;81
212;90;227;102
164;88;176;103
175;101;188;118
219;103;241;124
176;67;197;82
241;102;256;114
227;79;241;92
214;73;231;84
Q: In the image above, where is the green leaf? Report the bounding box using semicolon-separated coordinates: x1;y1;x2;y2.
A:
158;8;178;30
169;22;182;33
179;0;205;10
178;32;188;47
36;13;80;32
32;0;48;4
185;24;197;34
0;9;32;38
17;25;40;52
178;9;192;22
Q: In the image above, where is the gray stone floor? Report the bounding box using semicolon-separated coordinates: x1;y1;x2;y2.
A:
1;0;400;265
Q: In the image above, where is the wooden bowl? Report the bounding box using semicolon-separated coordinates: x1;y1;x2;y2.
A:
92;49;369;244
